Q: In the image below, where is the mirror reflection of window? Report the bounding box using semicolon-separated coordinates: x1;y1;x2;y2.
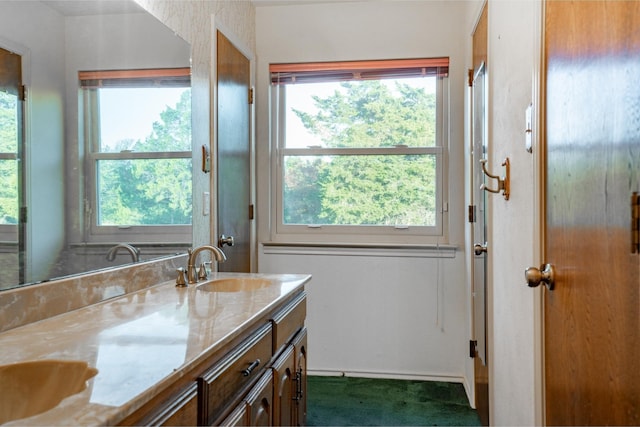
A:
0;46;22;288
80;68;192;241
0;91;19;227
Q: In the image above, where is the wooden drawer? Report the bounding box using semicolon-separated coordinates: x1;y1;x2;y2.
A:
197;323;273;426
271;292;306;353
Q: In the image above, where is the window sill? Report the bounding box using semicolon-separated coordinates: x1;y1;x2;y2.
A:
261;241;457;258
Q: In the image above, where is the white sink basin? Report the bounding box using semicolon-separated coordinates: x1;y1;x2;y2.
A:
197;277;272;292
0;359;98;424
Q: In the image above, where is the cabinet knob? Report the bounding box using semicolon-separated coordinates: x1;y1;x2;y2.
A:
242;359;260;377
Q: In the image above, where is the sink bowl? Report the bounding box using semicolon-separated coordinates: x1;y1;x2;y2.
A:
0;359;98;424
197;277;272;292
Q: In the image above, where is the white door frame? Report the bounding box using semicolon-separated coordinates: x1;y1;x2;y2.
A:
532;1;545;424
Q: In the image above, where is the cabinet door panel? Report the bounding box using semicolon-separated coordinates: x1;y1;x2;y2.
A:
272;345;295;426
291;328;307;426
245;371;273;426
219;403;249;427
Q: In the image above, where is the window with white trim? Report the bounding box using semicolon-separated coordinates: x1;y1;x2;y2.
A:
80;68;192;243
0;89;19;242
270;58;449;244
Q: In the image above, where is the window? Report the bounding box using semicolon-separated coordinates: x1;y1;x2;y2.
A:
270;58;449;244
80;68;192;243
0;90;19;228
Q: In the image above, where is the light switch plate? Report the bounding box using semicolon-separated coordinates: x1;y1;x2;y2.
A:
203;192;210;216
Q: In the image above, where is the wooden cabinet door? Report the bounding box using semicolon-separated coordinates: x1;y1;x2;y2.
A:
219;403;249;427
272;345;295;426
244;371;273;426
291;328;307;426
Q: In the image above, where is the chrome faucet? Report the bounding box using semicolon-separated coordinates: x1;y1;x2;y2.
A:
106;243;140;263
187;245;226;284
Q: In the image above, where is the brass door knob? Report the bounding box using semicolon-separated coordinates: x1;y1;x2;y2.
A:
218;234;235;247
524;264;556;290
474;243;488;255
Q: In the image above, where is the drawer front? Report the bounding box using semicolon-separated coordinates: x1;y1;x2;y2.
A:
198;323;273;426
271;292;306;353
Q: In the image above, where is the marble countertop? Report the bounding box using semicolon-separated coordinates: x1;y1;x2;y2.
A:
0;273;310;426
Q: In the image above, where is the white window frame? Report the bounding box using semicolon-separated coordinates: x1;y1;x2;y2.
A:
269;59;449;246
80;68;192;244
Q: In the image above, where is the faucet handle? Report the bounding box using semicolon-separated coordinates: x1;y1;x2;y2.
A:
198;263;208;281
175;268;187;287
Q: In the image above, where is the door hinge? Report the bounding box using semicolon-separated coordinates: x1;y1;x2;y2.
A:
18;85;26;101
468;205;476;223
632;192;640;253
469;340;477;358
468;69;474;87
248;87;254;105
249;204;254;220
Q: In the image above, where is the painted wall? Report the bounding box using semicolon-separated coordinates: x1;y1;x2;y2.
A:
134;0;256;250
486;1;540;424
0;2;66;282
255;1;474;396
137;1;545;421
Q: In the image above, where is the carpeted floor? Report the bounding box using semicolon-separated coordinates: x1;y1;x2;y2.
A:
307;376;481;426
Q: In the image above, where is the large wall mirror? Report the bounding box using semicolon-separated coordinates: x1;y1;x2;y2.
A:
0;0;192;291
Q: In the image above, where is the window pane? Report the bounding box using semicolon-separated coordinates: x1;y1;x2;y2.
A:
285;78;436;149
97;158;192;225
0;91;18;152
0;92;18;225
283;154;436;226
0;160;17;224
98;87;191;153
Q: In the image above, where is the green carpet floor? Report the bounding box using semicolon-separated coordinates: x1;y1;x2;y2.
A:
307;376;481;426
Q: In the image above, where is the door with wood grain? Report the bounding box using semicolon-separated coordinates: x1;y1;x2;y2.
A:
470;4;489;426
542;1;640;424
216;30;252;273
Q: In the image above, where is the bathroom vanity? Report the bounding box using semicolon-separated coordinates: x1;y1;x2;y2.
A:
0;265;309;426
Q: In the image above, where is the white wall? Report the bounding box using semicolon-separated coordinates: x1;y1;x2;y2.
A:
486;0;541;424
0;2;66;282
135;0;256;250
255;0;474;397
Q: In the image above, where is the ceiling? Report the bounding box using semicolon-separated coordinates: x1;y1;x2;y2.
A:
42;0;146;16
251;0;371;6
44;0;372;15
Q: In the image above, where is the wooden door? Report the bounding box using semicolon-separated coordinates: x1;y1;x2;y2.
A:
543;1;640;424
470;5;489;426
216;30;252;273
